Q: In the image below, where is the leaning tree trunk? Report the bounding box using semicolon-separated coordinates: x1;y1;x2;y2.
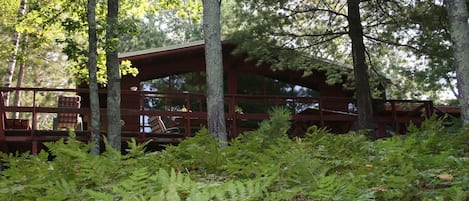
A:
446;0;469;126
106;0;121;151
12;36;29;119
347;0;375;132
3;0;27;108
12;61;25;119
88;0;101;154
203;0;228;143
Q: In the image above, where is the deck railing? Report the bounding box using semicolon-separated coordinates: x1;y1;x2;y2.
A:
0;87;436;148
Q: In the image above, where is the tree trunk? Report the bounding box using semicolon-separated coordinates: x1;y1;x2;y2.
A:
347;0;375;131
12;61;25;119
3;0;27;108
88;0;101;154
203;0;228;143
446;0;469;125
106;0;121;151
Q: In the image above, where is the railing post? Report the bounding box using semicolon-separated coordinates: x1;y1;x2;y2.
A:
32;139;38;155
319;97;324;127
186;113;192;137
199;95;203;112
292;97;296;115
185;92;191;111
391;101;398;134
427;101;434;118
0;91;5;139
230;94;238;138
32;89;37;134
139;91;145;138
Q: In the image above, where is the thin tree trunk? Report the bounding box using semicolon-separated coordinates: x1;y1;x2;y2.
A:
106;0;121;151
3;0;27;108
88;0;100;154
347;0;375;132
446;0;469;125
12;61;26;119
203;0;227;143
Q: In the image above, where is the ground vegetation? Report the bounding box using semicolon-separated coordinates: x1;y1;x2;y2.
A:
1;109;468;200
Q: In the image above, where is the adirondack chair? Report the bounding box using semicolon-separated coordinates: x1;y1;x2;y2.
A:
148;116;179;134
53;95;83;130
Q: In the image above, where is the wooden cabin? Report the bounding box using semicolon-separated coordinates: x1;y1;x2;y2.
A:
0;41;456;154
108;41;355;135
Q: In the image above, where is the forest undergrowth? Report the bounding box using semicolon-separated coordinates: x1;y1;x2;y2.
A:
1;108;468;200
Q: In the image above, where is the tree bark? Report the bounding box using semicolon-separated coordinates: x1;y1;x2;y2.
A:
88;0;101;154
203;0;228;143
446;0;469;125
106;0;121;151
12;34;29;119
347;0;375;131
3;0;27;108
12;61;25;119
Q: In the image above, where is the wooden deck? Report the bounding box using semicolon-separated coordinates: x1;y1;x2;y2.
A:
0;87;453;154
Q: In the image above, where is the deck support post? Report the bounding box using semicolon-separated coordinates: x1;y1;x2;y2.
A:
32;140;38;155
227;69;238;138
391;102;398;135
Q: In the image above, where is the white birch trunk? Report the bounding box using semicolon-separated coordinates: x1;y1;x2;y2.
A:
446;0;469;125
3;0;27;107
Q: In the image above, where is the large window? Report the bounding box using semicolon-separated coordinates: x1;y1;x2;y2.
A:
140;72;320;114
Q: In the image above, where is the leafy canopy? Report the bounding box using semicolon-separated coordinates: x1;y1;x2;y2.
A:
225;0;458;101
5;0;202;85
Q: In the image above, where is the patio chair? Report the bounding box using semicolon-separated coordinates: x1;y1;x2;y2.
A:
53;95;83;131
148;116;179;134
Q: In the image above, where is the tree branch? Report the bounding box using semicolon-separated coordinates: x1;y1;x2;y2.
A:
304;34;346;47
443;74;459;98
363;34;419;50
365;47;388;83
282;6;348;18
267;33;346;53
272;30;348;38
363;19;393;29
376;1;405;26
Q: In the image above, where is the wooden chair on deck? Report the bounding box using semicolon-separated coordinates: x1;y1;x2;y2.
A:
149;116;179;134
53;95;83;131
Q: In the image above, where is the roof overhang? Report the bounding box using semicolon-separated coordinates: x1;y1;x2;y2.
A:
119;40;205;61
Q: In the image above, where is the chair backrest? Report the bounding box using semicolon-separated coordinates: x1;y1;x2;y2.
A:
56;95;81;129
149;116;167;134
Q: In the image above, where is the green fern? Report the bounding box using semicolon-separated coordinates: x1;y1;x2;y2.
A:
1;110;468;200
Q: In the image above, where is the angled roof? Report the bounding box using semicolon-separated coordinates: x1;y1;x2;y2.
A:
119;40;353;70
118;40;353;97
